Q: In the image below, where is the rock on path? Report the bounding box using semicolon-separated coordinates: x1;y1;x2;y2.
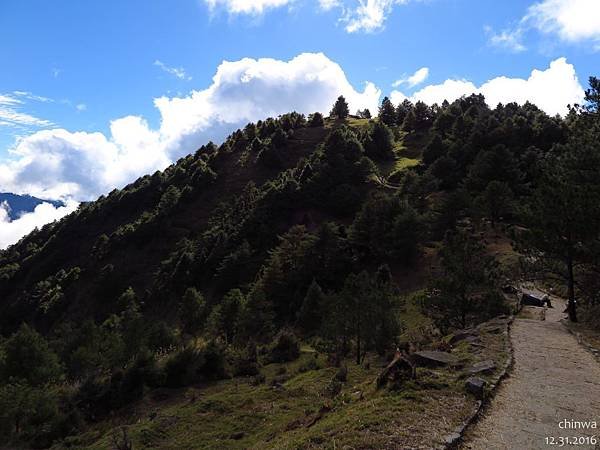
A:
461;297;600;450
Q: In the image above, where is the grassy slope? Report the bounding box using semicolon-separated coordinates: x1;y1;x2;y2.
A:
53;287;514;450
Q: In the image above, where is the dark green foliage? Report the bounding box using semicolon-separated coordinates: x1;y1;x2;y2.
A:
475;181;513;225
207;289;245;344
231;342;260;377
429;155;458;190
307;112;324;127
584;76;600;113
363;120;395;160
180;287;207;336
145;321;178;354
267;330;300;363
350;192;421;263
258;225;318;323
422;134;447;165
402;110;416;133
330;95;349;119
0;382;60;443
297;280;325;335
466;144;521;191
163;342;226;387
423;230;502;332
378;96;397;126
57;320;125;380
324;270;400;364
0;324;63;386
395;99;412;126
413;101;434;131
250;137;264;153
157;185;181;215
516;117;600;322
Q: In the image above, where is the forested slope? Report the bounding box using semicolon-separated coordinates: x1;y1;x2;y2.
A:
1;80;599;448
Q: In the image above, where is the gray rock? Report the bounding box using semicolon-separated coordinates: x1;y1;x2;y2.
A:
412;351;459;367
466;377;486;399
444;432;461;445
449;329;478;345
468;360;496;375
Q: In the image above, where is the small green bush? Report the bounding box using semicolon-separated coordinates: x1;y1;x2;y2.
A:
267;331;300;363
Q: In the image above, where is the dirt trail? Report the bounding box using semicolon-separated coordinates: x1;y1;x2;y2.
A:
461;296;600;450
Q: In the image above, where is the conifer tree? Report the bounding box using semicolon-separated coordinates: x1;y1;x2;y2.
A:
378;96;397;126
330;95;349;119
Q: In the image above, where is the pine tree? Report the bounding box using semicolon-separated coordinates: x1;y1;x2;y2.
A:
476;181;513;226
330;95;349;119
180;287;207;335
424;230;499;331
378;97;397;126
364;121;395;160
396;99;412;126
297;280;325;334
402;110;417;133
1;324;63;386
516;117;600;322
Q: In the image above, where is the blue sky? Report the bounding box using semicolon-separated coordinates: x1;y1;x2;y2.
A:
0;0;599;245
1;0;598;148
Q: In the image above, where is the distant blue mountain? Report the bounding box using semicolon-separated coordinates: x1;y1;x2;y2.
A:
0;193;65;220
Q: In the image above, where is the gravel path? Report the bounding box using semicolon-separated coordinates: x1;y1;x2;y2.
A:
461;297;600;450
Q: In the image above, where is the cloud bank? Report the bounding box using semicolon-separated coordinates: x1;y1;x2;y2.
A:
391;57;584;116
0;53;380;202
0;200;79;249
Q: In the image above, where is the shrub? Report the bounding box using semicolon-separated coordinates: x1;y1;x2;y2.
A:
163;342;227;388
308;112;324;127
267;331;300;363
298;355;320;373
324;378;343;398
250;372;266;386
163;346;205;388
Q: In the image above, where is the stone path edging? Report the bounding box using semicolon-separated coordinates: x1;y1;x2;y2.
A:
439;315;516;450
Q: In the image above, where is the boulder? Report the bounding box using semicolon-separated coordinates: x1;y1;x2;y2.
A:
465;378;485;399
521;292;545;307
468;360;496;375
465;377;486;399
376;351;416;388
412;351;459;367
449;329;479;345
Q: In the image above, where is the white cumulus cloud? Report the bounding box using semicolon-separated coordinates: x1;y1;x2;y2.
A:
526;0;600;44
488;0;600;52
391;57;584;116
0;200;79;249
204;0;295;15
392;67;429;88
0;53;380;202
342;0;413;33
